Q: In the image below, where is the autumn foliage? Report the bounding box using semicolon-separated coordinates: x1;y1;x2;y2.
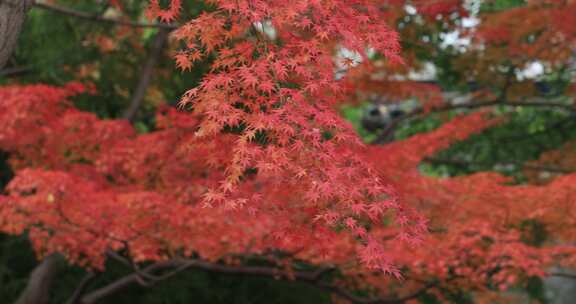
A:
1;0;576;303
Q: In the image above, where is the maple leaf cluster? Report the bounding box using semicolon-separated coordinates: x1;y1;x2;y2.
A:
363;112;576;296
0;0;430;278
0;78;422;276
1;0;576;301
147;0;425;275
1;87;574;300
336;0;576;299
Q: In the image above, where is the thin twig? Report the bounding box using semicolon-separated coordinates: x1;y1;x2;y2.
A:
423;157;576;174
80;257;442;304
549;272;576;280
372;99;575;144
0;65;31;77
65;272;98;304
33;2;178;30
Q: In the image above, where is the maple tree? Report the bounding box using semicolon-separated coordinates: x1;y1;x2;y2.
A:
0;0;576;303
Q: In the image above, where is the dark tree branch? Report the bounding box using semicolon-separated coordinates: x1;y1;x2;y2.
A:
105;249;132;267
317;276;456;304
423;156;576;174
79;256;442;304
372;99;575;144
498;65;517;101
0;65;32;78
82;259;298;304
549;272;576;280
106;249;170;287
0;0;34;69
32;2;178;30
15;253;63;304
65;272;99;304
80;261;175;304
122;28;170;122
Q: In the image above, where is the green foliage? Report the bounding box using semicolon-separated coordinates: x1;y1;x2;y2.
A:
340;104;377;142
5;0;210;120
429;107;576;181
481;0;526;12
525;276;548;303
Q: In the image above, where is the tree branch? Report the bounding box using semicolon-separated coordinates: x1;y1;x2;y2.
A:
122;27;170;122
549;272;576;280
15;253;63;304
79;256;441;304
80;259;306;304
0;65;31;78
423;156;576;174
32;2;178;30
65;272;99;304
0;0;34;69
372;99;575;144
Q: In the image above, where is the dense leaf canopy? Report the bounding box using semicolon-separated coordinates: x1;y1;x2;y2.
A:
1;0;575;303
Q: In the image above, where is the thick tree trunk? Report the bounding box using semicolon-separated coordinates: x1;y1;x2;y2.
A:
15;254;63;304
0;0;33;69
